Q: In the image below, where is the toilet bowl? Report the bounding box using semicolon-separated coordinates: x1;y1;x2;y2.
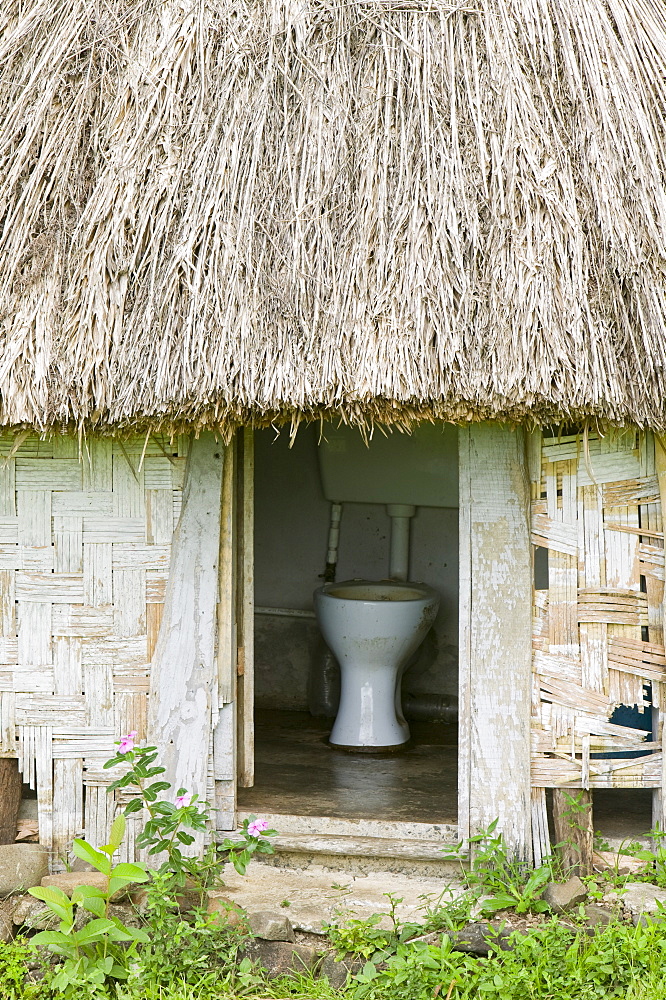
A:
314;580;440;749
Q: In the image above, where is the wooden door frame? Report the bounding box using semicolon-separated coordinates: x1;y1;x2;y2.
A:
457;423;534;860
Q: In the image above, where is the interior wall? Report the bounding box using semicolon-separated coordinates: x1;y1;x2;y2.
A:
254;425;459;714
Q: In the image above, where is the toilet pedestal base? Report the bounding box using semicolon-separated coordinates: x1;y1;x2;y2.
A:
328;665;410;750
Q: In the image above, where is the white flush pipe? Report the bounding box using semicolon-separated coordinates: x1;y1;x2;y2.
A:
324;501;343;582
387;504;415;581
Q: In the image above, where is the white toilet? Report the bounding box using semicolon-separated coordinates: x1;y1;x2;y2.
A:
314;580;439;748
313;423;456;750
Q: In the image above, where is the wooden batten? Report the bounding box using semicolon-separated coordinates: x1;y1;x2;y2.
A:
458;424;533;860
147;433;224;850
214;439;237;830
236;428;254;789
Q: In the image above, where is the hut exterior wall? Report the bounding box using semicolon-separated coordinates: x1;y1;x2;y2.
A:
0;432;188;864
529;427;666;860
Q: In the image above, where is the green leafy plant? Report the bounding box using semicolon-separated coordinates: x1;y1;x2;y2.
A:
126;869;256;992
0;938;48;999
326;912;393;960
27;813;149;997
23;733;277;997
105;735;276;886
616;824;666;887
442;819;553;916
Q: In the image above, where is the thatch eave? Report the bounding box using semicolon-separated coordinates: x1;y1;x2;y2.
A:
1;0;666;433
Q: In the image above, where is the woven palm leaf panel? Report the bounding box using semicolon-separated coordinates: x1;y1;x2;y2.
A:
530;427;666;861
0;433;187;864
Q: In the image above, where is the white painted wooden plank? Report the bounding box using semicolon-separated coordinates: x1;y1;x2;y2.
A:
15;695;85;725
53;637;82;696
113;569;146;638
459;424;533;860
0;571;15;637
112;546;169;570
457;426;473;845
83;519;145;543
20;546;54;571
16;573;84;603
84;543;112;606
144;458;174;490
81;635;147;666
0;518;19;542
0;459;16;516
0;692;15;752
145;573;167;603
0;637;18;662
17;602;51;665
146;490;173;545
36;725;53;856
11;666;54;692
577;451;641;487
52;492;113;516
17;491;51;547
237;428;255;788
0;546;22;570
112;453;145;517
52;759;83;861
217;442;236;708
54;517;83;573
82;438;113;492
85;663;114;727
15;459;82;491
214;703;236;781
148;433;224;850
52;605;113;637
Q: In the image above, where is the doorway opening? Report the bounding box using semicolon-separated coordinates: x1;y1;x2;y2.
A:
238;424;460;829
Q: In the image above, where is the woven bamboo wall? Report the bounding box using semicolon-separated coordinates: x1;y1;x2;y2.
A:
0;433;187;865
530;428;666;858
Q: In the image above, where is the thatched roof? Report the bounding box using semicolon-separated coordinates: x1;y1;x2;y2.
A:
2;0;666;434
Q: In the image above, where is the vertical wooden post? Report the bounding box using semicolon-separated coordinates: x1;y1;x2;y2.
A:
654;436;666;836
458;423;533;860
214;439;237;830
552;788;594;875
147;433;224;850
0;758;21;844
236;429;254;788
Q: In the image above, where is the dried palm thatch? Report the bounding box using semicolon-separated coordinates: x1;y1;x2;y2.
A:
1;0;666;434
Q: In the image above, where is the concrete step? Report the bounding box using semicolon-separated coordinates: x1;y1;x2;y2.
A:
238;811;458;842
237;812;466;876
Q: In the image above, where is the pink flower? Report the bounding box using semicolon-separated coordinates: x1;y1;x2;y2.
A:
118;731;137;754
175;792;192;809
247;818;269;837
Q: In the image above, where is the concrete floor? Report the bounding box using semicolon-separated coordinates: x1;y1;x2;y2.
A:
239;710;655;846
238;710;458;824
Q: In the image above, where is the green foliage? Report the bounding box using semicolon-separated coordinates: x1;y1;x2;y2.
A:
104;744;210;885
442;819;553;917
218;814;277;876
347;918;666;1000
27;813;149;997
326;912;393;961
105;741;275;886
23;734;277;998
125;870;256;993
0;939;47;999
615;825;666;887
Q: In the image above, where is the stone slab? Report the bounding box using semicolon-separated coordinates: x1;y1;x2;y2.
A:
0;845;48;895
220;861;465;933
